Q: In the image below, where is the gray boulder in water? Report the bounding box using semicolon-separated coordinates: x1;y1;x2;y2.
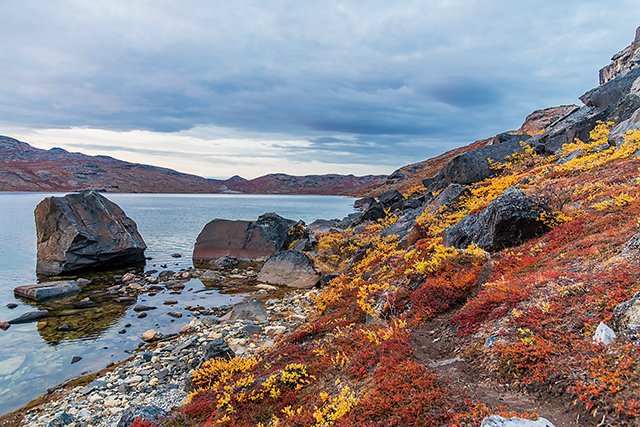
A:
192;212;303;262
34;191;146;276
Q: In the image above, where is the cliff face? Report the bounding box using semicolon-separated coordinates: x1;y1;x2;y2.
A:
0;136;384;195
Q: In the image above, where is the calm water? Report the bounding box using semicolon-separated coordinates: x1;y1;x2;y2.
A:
0;192;354;415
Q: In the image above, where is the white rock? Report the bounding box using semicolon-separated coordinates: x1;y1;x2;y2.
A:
593;322;616;345
481;415;555;427
104;398;119;408
265;325;287;335
88;395;103;404
124;375;143;385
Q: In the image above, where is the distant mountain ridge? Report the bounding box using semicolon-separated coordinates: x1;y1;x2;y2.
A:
0;136;384;195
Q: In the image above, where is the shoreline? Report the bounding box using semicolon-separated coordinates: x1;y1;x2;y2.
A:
3;285;318;426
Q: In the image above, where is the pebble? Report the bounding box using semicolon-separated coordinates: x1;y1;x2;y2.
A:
17;285;321;427
163;299;178;305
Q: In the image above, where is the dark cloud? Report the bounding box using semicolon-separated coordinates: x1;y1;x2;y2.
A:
0;0;639;173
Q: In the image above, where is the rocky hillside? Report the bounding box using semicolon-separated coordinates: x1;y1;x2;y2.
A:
0;137;383;195
165;28;640;427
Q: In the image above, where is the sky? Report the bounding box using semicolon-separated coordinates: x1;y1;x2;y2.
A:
1;1;639;179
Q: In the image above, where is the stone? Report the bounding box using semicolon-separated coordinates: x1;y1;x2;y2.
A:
353;197;377;211
75;278;92;287
307;219;339;235
34;191;146;276
71;356;82;364
141;329;163;342
242;323;262;336
14;281;81;301
443;188;553;252
581;66;640;110
219;298;268;323
6;302;18;309
593;322;616;345
428;184;471;213
0;321;9;331
613;291;640;331
422;171;448;195
193;212;299;262
137;312;147;319
163;299;178;305
57;324;71;331
321;273;340;288
377;189;405;207
167;311;183;318
72;299;99;308
8;310;49;324
265;325;287;335
442;139;526;185
116;405;167;427
47;411;78;427
201;337;235;362
609;107;640;144
257;250;320;289
481;415;555;427
200;270;225;281
359;203;386;223
133;305;157;312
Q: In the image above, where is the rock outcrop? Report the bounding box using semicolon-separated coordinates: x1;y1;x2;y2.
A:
35;191;146;276
599;26;640;84
480;415;555;427
613;291;640;332
443;188;553;252
192;213;304;262
257;250;320;289
14;280;81;301
441;138;529;185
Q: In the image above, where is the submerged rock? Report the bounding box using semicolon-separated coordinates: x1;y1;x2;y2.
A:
8;310;49;324
257;250;320;289
34;191;146;276
14;280;81;301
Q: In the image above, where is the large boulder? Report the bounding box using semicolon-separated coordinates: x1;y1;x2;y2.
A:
441;139;527;185
443;188;553;252
34;191;146;276
193;213;301;262
14;280;81;301
257;250;320;289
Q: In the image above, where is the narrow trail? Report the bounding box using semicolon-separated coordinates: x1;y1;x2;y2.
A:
411;315;592;427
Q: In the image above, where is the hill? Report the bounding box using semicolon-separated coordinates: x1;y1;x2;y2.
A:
0;137;383;195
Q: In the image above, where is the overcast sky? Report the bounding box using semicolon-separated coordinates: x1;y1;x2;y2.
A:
1;1;639;179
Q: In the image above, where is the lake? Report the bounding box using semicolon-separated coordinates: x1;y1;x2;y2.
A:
0;192;355;416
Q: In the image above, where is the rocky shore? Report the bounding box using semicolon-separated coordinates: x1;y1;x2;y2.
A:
13;281;319;427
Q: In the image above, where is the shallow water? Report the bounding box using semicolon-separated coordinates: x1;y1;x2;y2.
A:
0;192;354;415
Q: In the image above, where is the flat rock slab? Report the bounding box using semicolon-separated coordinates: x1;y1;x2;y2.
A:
257;250;320;289
14;280;81;301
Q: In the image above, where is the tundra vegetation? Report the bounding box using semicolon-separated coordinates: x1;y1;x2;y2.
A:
153;123;640;426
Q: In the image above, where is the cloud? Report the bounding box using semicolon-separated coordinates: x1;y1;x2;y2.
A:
1;1;639;176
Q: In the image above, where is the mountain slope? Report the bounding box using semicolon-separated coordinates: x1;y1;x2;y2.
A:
0;136;384;195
